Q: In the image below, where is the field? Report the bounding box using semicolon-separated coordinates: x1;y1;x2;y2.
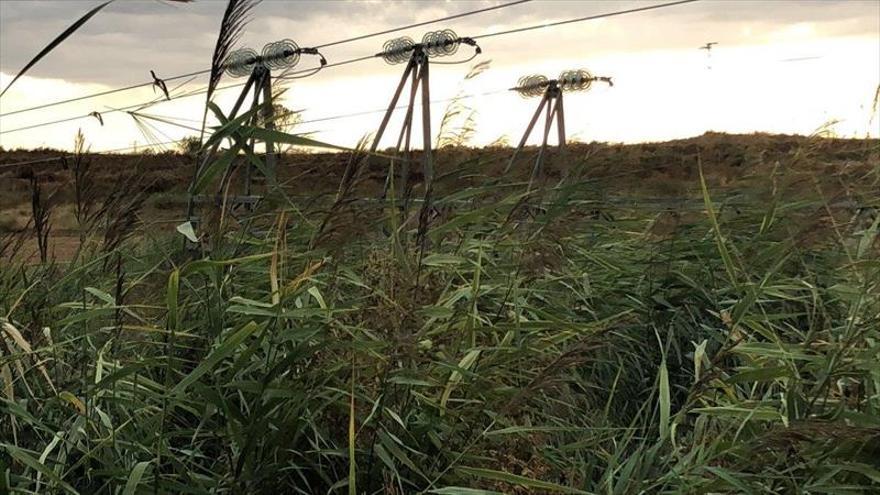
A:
1;130;879;493
1;132;876;260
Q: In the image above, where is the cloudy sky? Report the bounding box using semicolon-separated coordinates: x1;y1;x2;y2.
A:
0;0;878;152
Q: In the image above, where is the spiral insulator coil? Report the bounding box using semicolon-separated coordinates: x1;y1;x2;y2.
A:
558;69;594;92
381;37;416;64
422;29;459;57
514;74;550;98
380;30;469;64
225;40;318;77
225;47;260;78
262;39;300;70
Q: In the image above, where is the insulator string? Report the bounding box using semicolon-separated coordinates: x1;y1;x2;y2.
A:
380;37;416;65
512;69;612;97
378;29;479;64
223;39;323;77
513;75;550;98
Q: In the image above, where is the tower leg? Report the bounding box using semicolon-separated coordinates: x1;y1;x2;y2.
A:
185;71;258;243
529;93;560;189
415;55;435;281
382;66;421;201
555;91;566;149
505;91;549;175
260;70;277;181
342;59;415;201
370;60;416;155
419;58;433;192
400;66;420;207
245;71;263;196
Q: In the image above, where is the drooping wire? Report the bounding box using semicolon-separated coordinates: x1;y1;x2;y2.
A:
4;69;610;168
130;113;172;152
275;66;324;80
3;32;473;135
133;113;205;124
430;52;482;65
0;80;253;134
129;112;205;133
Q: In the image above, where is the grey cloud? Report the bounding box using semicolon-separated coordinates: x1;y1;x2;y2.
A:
1;0;877;85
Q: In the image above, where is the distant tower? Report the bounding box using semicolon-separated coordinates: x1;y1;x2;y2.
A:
506;69;612;190
700;42;718;69
369;29;480;212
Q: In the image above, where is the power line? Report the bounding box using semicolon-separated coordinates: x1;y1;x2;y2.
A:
0;87;515;169
0;0;532;118
0;139;190;169
0;69;211;118
314;0;533;49
0;54;378;135
0;0;701;137
296;88;509;127
472;0;700;39
0;79;272;135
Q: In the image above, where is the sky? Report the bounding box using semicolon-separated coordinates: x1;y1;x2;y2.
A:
0;0;878;153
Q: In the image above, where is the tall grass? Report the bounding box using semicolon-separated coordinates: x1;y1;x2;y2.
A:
1;136;877;492
1;1;877;492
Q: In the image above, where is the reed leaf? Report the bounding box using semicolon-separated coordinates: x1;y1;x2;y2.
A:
0;0;114;98
204;0;259;106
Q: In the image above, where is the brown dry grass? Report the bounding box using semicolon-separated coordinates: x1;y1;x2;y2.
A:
1;131;876;262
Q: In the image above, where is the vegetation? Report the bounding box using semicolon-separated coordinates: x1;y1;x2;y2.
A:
177;136;203;157
1;0;878;492
1;124;878;493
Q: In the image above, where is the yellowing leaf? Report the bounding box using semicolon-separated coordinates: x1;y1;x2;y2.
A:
58;391;86;414
440;349;481;415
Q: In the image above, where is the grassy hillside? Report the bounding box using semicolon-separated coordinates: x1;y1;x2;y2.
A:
0;131;878;493
1;132;877;257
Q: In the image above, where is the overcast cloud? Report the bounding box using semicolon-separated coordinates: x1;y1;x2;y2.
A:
1;1;877;85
